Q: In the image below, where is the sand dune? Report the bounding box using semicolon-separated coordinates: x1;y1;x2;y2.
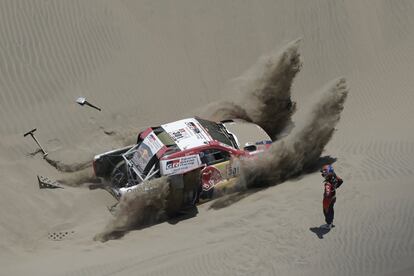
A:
1;1;414;276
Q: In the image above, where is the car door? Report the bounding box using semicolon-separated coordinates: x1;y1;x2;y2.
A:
198;148;242;200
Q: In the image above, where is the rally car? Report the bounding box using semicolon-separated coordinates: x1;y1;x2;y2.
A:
93;117;272;215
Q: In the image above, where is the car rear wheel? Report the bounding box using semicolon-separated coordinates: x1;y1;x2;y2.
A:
164;169;200;218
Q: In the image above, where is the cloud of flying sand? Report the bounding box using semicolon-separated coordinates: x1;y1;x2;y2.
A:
238;78;348;188
95;177;169;242
199;39;302;140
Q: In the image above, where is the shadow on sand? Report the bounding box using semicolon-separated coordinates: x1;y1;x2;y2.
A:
309;225;335;239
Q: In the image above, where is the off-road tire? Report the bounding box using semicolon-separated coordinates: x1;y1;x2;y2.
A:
110;161;128;189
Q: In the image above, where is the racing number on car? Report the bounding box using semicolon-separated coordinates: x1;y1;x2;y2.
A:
227;166;240;178
226;159;241;178
201;166;222;191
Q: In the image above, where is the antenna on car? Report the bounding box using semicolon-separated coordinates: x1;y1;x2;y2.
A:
76;97;102;111
23;128;48;157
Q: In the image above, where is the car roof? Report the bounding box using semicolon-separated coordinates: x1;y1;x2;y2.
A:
160;118;213;150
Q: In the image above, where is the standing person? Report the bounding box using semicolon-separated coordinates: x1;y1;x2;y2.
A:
320;165;343;229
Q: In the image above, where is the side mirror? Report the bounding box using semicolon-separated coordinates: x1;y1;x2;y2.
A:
243;145;257;152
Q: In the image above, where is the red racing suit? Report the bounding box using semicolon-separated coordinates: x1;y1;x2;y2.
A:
323;175;343;212
322;175;343;225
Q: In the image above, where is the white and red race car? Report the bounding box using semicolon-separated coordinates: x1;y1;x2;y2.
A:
93;117;271;214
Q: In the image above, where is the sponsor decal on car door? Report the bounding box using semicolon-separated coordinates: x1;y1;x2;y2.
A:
160;154;203;175
201;166;222;191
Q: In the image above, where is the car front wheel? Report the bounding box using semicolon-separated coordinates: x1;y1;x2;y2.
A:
110;161;128;188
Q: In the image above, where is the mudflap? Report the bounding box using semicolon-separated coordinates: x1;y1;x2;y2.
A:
165;168;201;218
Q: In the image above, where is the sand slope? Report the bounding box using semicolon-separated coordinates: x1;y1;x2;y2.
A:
0;0;413;275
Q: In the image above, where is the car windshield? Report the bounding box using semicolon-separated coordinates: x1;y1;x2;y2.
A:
196;118;235;147
155;130;176;146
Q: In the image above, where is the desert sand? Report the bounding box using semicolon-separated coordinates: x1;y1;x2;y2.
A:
1;1;413;275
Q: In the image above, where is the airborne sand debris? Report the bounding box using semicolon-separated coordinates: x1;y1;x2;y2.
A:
210;78;348;208
239;78;348;189
199;39;302;140
95;177;170;242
